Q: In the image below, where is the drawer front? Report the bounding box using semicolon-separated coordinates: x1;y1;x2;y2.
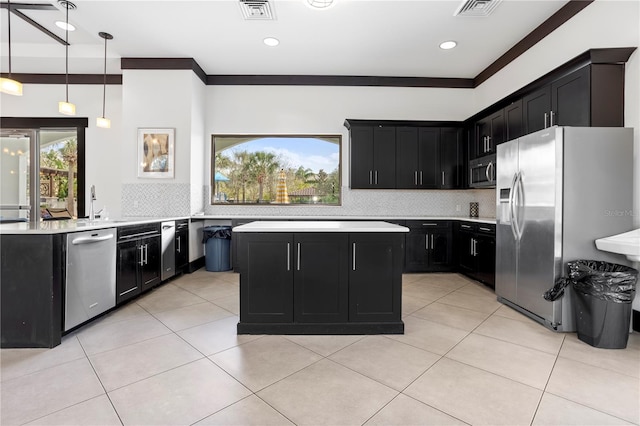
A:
117;223;161;240
457;222;478;232
405;220;451;229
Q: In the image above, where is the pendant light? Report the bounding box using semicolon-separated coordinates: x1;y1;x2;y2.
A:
96;32;113;128
58;0;76;115
0;0;23;96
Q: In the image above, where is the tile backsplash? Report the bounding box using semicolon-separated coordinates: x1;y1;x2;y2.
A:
201;186;496;218
121;183;191;217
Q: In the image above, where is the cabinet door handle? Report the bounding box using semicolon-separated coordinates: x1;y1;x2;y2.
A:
414;171;418;185
470;239;474;256
352;242;356;271
422;223;437;226
375;170;378;185
461;224;471;229
369;170;373;185
441;171;445;186
287;243;291;271
479;227;491;232
425;234;429;251
544;112;549;128
177;236;181;253
473;239;477;256
144;244;148;265
139;245;144;266
297;242;301;271
419;171;423;185
550;110;555;126
430;234;434;250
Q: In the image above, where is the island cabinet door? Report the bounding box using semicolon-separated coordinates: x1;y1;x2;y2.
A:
238;233;294;323
348;234;403;322
293;233;349;323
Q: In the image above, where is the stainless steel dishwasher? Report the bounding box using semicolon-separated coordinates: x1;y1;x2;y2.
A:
161;221;176;281
65;228;116;331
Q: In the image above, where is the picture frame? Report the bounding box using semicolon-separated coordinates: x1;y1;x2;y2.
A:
137;128;175;178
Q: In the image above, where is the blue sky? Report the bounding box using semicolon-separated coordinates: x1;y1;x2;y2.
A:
222;137;339;174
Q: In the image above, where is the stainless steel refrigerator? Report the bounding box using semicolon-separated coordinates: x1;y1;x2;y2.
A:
496;126;634;332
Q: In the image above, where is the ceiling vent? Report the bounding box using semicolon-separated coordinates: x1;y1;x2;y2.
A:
239;0;275;20
454;0;502;17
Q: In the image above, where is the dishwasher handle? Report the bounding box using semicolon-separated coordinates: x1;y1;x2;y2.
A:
71;233;114;245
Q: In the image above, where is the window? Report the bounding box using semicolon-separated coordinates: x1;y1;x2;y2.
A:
212;135;341;205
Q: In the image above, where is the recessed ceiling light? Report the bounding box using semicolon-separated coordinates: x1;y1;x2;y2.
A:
55;20;76;31
439;40;457;50
306;0;335;9
263;37;280;47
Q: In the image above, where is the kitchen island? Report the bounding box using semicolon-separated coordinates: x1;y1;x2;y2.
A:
233;221;409;335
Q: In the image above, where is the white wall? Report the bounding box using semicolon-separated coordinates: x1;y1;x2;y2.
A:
203;85;487;218
0;84;123;218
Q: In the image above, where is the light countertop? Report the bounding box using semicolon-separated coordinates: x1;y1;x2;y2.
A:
195;215;496;225
233;220;410;233
0;216;190;235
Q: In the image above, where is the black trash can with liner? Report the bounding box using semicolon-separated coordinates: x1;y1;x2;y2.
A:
568;260;637;349
202;226;232;272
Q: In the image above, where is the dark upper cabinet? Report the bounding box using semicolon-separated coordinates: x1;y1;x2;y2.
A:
440;127;463;189
474;110;504;159
523;85;552;134
504;99;524;142
395;127;420;188
523;64;624;134
350;125;396;189
395;127;462;189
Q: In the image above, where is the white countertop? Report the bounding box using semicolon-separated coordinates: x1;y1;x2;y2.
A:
195;215;496;225
0;216;190;235
595;229;640;262
233;221;410;233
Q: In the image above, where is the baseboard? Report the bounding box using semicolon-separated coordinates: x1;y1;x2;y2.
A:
186;256;205;273
633;309;639;332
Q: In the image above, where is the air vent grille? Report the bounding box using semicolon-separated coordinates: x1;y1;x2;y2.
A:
454;0;502;17
239;0;275;20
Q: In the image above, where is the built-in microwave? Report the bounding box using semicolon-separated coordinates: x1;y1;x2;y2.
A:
469;155;496;188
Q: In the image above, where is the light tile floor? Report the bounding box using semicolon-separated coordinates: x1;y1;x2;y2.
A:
1;270;639;426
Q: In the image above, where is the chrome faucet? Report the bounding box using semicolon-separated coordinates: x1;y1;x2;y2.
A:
89;185;96;221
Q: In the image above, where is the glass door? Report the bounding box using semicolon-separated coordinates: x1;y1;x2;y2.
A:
0;128;78;223
0;129;35;222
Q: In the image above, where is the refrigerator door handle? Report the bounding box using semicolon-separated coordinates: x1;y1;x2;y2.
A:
509;173;519;240
516;171;526;239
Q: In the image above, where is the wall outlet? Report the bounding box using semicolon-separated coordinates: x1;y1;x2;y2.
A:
456;204;461;212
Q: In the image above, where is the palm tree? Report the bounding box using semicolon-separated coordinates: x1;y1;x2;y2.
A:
59;138;77;216
247;151;279;202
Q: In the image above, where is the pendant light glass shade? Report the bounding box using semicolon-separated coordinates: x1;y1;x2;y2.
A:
58;1;76;115
96;117;111;128
0;78;23;96
58;101;76;115
2;0;23;96
96;32;113;129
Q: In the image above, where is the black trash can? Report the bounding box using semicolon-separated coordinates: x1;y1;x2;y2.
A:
568;260;638;349
202;226;232;272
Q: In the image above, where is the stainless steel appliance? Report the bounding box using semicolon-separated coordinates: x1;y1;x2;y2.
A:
469;154;495;188
496;126;633;331
65;228;116;331
161;221;176;281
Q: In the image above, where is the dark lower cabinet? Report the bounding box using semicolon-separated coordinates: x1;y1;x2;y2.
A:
237;231;404;333
349;233;403;323
116;224;161;305
175;220;189;272
238;233;293;323
456;222;495;288
294;233;349;323
404;221;453;272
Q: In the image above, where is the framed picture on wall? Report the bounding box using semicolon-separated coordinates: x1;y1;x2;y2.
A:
137;128;175;178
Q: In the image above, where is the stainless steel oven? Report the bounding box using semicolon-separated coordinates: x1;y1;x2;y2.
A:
469;155;496;188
